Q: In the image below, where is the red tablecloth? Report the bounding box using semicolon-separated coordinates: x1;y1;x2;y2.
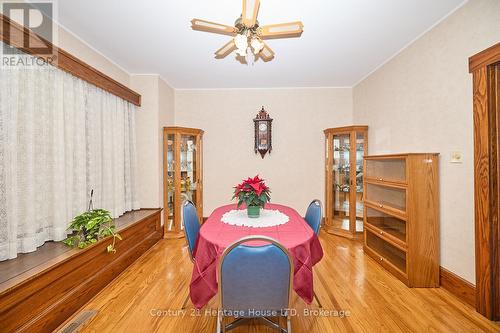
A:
189;203;324;309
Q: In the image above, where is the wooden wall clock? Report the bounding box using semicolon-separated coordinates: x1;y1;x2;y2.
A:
254;107;273;158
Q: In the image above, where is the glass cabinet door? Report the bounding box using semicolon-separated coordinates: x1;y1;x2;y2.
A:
180;134;197;229
163;127;204;238
332;133;351;232
324;126;368;239
166;134;175;232
354;132;366;233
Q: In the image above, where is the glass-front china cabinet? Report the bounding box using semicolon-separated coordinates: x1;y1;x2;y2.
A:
163;127;203;238
324;126;368;239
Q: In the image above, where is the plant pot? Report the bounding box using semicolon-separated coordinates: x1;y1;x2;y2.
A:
247;205;261;218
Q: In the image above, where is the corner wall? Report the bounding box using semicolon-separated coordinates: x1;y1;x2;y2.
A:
158;78;175;216
130;75;175;215
353;0;500;283
130;75;160;208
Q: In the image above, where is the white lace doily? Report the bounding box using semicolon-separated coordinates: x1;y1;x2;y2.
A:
221;209;289;228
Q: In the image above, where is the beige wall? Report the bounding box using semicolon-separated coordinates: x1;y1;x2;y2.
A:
131;75;175;213
158;78;176;218
353;0;500;283
175;88;353;216
130;75;160;208
57;26;130;87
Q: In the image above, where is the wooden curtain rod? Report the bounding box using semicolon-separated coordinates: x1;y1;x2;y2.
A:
0;14;141;106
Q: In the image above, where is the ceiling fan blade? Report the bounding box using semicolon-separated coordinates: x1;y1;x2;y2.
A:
242;0;260;28
215;40;237;59
191;19;236;36
258;21;304;39
259;42;275;62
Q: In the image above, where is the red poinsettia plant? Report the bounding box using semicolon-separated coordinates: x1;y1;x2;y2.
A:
232;175;271;209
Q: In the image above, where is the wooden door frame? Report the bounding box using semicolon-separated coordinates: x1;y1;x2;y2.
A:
469;42;500;321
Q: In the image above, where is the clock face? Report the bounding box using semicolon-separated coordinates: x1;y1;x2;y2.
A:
259;122;267;132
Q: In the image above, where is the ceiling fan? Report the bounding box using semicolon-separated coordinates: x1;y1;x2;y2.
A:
191;0;303;63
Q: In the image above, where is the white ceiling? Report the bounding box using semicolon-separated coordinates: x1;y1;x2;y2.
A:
57;0;466;89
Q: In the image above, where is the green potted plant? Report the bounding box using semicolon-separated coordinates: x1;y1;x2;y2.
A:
232;175;271;218
62;208;122;253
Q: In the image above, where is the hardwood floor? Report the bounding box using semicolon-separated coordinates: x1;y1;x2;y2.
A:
73;231;499;333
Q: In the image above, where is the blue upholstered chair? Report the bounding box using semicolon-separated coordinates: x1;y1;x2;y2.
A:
305;199;322;235
181;200;200;309
217;236;293;333
304;199;323;308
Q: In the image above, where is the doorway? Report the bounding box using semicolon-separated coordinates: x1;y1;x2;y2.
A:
470;43;500;321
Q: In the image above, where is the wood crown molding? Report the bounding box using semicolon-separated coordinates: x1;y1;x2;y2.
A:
440;267;476;308
323;125;368;134
469;42;500;73
163;126;205;135
0;13;141;106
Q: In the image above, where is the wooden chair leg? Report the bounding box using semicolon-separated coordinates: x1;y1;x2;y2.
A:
313;291;323;308
181;293;190;309
221;313;226;333
216;311;221;333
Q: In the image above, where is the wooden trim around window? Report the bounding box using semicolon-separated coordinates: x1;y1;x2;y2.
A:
440;267;476;308
0;13;141;106
470;43;500;321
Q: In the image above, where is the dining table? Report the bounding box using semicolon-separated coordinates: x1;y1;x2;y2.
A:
189;203;324;309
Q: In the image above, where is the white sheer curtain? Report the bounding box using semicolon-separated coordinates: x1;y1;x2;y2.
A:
0;48;139;261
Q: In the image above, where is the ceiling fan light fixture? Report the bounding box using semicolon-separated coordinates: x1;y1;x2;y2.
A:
251;37;264;54
191;0;302;63
236;48;248;57
234;33;249;56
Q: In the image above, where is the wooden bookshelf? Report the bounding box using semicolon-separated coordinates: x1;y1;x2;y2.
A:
363;153;439;287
